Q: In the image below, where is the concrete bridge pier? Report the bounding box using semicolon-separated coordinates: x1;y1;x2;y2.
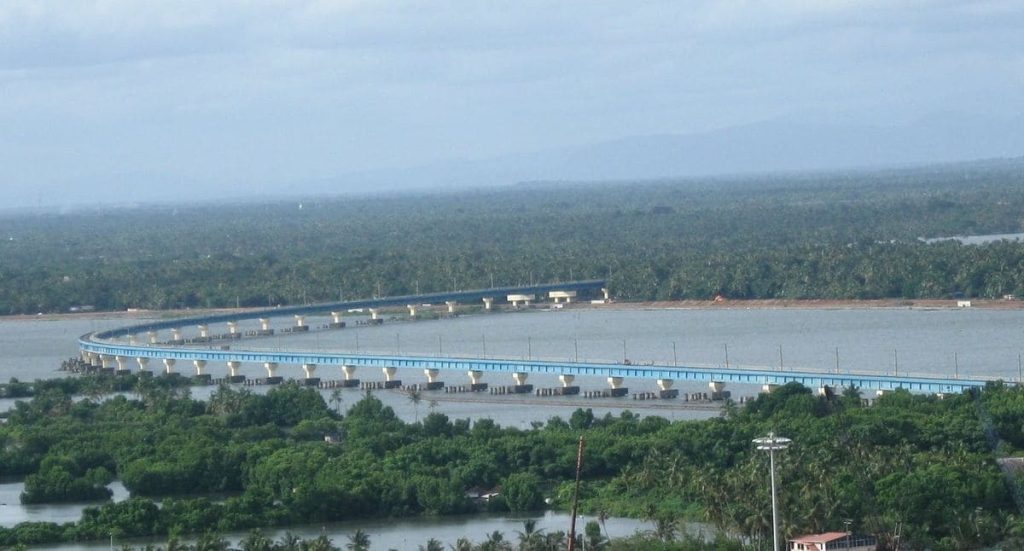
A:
227;361;246;383
549;291;576;304
114;356;129;375
100;354;116;375
445;301;458;315
407;305;417;318
197;325;211;342
147;331;159;344
382;366;402;389
507;294;534;308
341;365;360;387
761;384;779;394
88;353;102;370
423;368;444;390
170;328;184;345
368;308;382;325
656;378;679;399
512;372;533;394
162;358;177;376
258;318;274;336
264;362;282;384
136;357;151;375
607;376;628;397
294;315;309;332
602;288;611;302
482;297;494;311
329;311;346;329
226;322;241;339
302;363;319;386
557;374;580;395
468;370;487;391
193;360;211;382
709;381;730;400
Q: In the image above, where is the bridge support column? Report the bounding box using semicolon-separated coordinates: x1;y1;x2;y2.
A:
557;374;580;395
423;368;444;390
148;331;159;344
407;305;417;317
656;378;679;399
294;315;309;331
382;367;401;389
114;356;131;375
227;361;246;383
264;362;281;384
482;297;494;311
89;353;102;369
368;308;382;325
170;328;183;344
226;322;240;339
197;325;210;341
302;364;319;386
162;358;177;376
606;377;628;397
100;354;116;374
549;291;576;304
330;311;346;328
258;318;274;336
511;372;532;394
193;360;211;382
341;365;360;387
761;384;779;394
136;357;150;374
445;301;457;314
602;288;610;302
709;381;729;400
468;370;487;391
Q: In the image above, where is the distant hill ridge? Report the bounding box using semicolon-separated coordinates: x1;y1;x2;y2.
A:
332;113;1024;192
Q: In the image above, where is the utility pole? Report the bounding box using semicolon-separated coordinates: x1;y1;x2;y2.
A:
567;436;586;551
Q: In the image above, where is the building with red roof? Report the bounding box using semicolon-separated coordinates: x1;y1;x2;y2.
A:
789;532;877;551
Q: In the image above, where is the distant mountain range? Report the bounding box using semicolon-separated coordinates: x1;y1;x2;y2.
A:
324;113;1024;192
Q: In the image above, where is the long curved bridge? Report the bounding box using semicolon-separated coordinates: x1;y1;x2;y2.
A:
79;281;1000;396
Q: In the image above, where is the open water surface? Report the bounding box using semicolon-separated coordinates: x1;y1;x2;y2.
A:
2;306;1023;543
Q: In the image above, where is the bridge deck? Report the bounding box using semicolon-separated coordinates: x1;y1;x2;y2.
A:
79;281;999;394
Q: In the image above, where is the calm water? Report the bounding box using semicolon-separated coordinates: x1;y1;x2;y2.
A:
32;510;658;551
3;306;1023;542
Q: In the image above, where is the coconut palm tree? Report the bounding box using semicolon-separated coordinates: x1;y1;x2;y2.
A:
408;387;423;422
346;529;371;551
419;538;444;551
330;388;344;415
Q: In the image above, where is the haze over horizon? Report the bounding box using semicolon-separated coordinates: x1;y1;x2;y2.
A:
2;1;1022;210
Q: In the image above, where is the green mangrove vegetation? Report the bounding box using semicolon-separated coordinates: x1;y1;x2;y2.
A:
2;159;1024;315
2;375;1024;549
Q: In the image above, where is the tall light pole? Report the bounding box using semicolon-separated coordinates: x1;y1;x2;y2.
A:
753;432;791;551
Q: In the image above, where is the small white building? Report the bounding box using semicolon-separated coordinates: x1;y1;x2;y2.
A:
789;532;876;551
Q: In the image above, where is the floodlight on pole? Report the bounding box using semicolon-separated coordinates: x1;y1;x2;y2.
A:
753;432;792;551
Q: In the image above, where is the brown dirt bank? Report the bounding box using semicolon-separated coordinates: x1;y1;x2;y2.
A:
5;297;1022;322
596;298;1024;310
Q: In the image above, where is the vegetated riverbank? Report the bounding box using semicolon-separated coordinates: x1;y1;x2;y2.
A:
6;295;1024;324
2;372;1024;550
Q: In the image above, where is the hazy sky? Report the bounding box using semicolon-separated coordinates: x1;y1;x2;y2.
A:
2;1;1022;208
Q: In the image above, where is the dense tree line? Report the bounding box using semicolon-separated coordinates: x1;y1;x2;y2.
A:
2;159;1024;314
2;374;1024;549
